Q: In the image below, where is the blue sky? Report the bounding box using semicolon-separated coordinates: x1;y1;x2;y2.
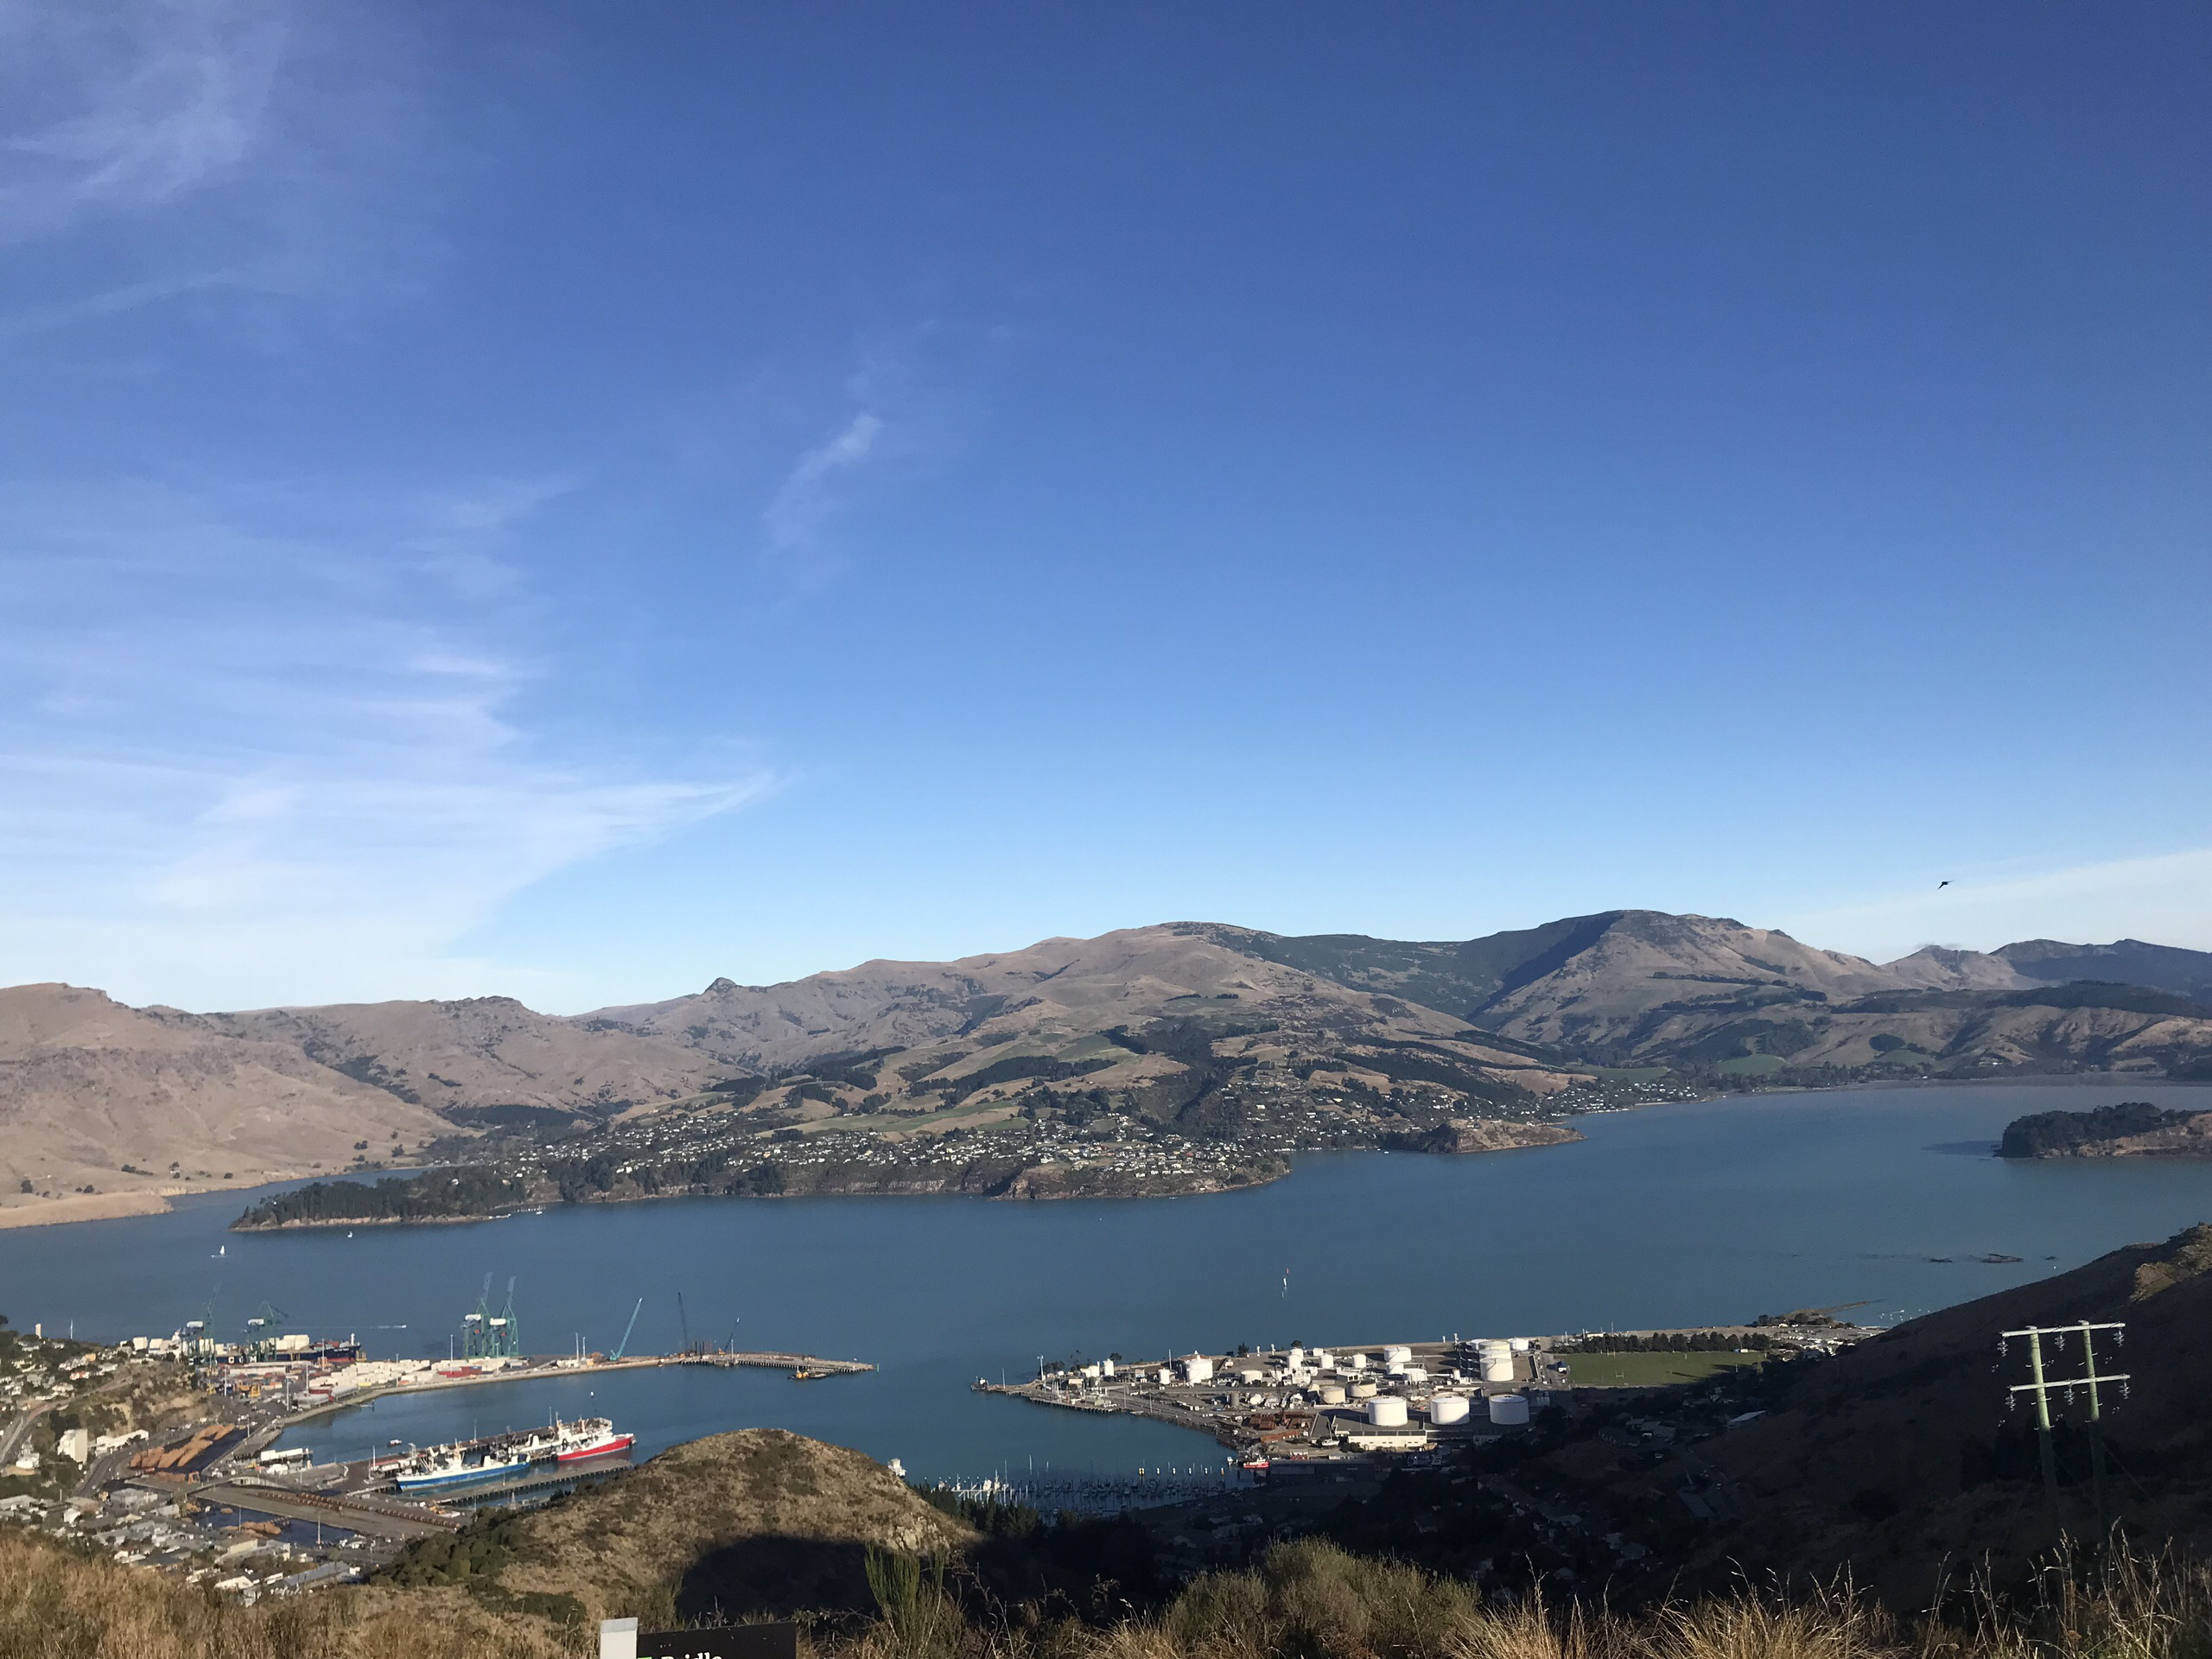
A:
2;3;2208;1012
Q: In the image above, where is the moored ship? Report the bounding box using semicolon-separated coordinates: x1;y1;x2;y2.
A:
552;1416;635;1462
390;1443;532;1491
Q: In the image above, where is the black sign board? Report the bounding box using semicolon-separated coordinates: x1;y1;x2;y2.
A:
636;1623;799;1659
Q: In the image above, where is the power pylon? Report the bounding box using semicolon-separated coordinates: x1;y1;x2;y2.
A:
2000;1320;2127;1526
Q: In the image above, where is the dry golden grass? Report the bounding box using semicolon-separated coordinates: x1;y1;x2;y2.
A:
0;1530;582;1659
8;1523;2212;1659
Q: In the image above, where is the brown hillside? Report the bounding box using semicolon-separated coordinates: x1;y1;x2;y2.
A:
0;984;448;1222
207;996;718;1119
590;925;1483;1071
494;1428;974;1626
10;915;2211;1221
1470;912;1952;1051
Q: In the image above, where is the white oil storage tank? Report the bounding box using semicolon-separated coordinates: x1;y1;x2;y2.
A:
1367;1395;1409;1427
1180;1356;1215;1384
1508;1338;1531;1354
1383;1345;1413;1365
1351;1381;1379;1400
1428;1395;1471;1426
1487;1393;1531;1427
1319;1384;1347;1406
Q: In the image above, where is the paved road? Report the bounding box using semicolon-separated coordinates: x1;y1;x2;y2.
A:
0;1402;49;1474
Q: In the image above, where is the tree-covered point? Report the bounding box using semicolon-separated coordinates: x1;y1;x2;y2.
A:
1998;1100;2198;1158
232;1166;529;1229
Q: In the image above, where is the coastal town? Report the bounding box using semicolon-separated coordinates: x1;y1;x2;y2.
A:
0;1311;870;1604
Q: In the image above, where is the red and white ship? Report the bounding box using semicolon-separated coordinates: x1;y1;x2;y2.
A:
552;1416;635;1462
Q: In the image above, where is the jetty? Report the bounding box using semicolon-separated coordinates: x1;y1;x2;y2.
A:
693;1351;873;1376
270;1348;874;1427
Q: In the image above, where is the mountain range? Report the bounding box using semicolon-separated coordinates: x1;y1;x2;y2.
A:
5;911;2209;1221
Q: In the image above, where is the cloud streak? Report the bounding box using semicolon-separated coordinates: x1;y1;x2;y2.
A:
0;476;771;1009
0;0;439;334
0;0;283;239
760;410;885;577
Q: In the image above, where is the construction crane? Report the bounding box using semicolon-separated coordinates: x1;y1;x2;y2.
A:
611;1298;644;1361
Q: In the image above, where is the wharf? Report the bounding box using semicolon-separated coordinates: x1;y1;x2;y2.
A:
975;1380;1243;1446
181;1476;461;1541
276;1348;873;1426
695;1351;874;1376
429;1453;637;1508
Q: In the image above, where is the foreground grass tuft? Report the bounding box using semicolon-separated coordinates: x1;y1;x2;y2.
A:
8;1524;2212;1659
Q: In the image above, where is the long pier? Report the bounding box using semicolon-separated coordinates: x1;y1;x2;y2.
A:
275;1349;874;1427
695;1351;873;1375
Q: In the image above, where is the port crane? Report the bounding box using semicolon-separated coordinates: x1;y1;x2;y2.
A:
462;1274;521;1360
244;1301;287;1358
181;1293;217;1356
611;1297;644;1361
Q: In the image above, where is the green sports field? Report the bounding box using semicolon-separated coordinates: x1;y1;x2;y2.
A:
1551;1350;1765;1388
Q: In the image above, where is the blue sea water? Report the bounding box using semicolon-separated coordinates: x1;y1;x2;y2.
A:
3;1080;2207;1484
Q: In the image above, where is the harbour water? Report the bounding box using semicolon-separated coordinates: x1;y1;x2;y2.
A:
3;1080;2208;1484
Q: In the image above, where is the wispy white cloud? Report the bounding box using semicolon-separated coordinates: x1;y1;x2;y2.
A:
0;0;283;238
0;0;438;334
1777;847;2212;964
760;410;886;579
0;476;772;1009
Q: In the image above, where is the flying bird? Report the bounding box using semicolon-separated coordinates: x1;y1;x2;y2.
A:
1938;880;1950;888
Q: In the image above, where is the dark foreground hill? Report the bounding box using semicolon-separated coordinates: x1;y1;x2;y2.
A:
1322;1224;2212;1611
8;1446;2212;1659
1693;1223;2212;1599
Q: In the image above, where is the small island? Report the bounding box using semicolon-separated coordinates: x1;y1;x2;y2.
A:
1997;1100;2212;1160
